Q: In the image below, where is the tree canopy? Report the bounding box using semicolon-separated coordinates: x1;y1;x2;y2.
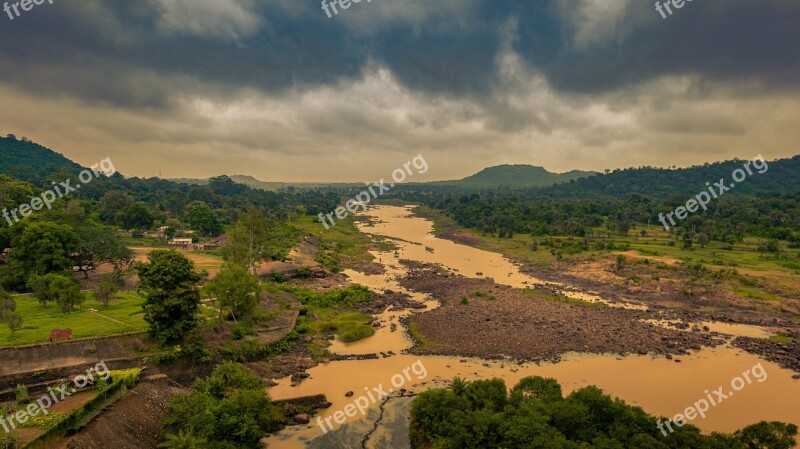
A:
136;250;202;344
411;376;798;449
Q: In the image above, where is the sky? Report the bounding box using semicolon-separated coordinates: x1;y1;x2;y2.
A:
0;0;799;182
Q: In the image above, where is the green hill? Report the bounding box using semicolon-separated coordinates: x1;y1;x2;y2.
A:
170;174;359;191
540;156;800;199
441;165;597;188
0;134;84;183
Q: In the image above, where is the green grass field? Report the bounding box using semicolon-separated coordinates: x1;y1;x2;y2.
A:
0;292;148;347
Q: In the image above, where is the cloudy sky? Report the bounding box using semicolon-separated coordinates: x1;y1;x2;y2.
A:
1;0;798;181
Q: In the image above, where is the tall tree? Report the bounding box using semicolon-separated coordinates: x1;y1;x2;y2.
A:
207;264;260;319
6;313;21;336
73;226;134;279
186;201;222;237
222;206;273;275
28;273;83;312
116;202;156;230
49;275;84;313
94;282;117;308
136;250;202;344
2;221;77;291
99;191;134;223
0;289;15;319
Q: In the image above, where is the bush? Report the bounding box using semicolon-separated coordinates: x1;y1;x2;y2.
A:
0;433;17;449
15;384;29;404
164;363;286;448
338;323;375;342
295;267;313;278
231;321;256;340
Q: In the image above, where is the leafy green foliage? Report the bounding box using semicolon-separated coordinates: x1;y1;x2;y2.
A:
222;207;302;274
5;313;21;335
136;250;202;344
115;201;156;230
410;376;799;449
14;384;29;404
94;281;118;308
207;264;261;319
283;284;372;308
163;363;285;448
73;225;134;279
280;285;374;344
157;429;207;449
0;135;83;183
0;431;17;449
1;221;78;291
186;201;222;237
0;289;15;319
28;273;84;312
398;156;800;243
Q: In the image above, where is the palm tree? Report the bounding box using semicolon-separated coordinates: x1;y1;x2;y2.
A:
449;377;470;396
157;429;207;449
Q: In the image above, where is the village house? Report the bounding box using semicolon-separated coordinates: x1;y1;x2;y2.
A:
168;237;194;250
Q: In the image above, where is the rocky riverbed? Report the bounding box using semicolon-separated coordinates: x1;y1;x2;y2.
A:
399;264;724;363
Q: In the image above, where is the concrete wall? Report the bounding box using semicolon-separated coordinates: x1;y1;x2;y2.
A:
0;332;153;379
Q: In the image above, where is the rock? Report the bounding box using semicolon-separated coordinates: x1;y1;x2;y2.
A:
290;373;309;383
294;414;310;424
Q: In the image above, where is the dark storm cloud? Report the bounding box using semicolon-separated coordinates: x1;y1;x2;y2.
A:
0;0;798;107
512;0;800;93
0;0;369;108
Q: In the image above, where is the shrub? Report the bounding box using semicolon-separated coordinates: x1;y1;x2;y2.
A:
0;433;18;449
338;323;375;343
15;384;29;405
163;363;286;448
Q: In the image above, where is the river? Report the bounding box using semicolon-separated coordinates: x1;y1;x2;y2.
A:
267;205;800;449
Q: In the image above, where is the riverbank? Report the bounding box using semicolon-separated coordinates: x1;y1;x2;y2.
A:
410;204;800;374
266;205;800;448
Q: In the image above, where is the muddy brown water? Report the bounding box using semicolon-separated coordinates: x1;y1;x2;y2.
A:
267;205;800;449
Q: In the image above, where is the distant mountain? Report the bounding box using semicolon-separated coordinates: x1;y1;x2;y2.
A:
169;174;359;190
441;165;598;188
0;135;84;182
169;175;280;188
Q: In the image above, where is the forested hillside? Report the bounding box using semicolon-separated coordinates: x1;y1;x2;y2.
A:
437;164;597;188
395;156;800;243
0;135;84;183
